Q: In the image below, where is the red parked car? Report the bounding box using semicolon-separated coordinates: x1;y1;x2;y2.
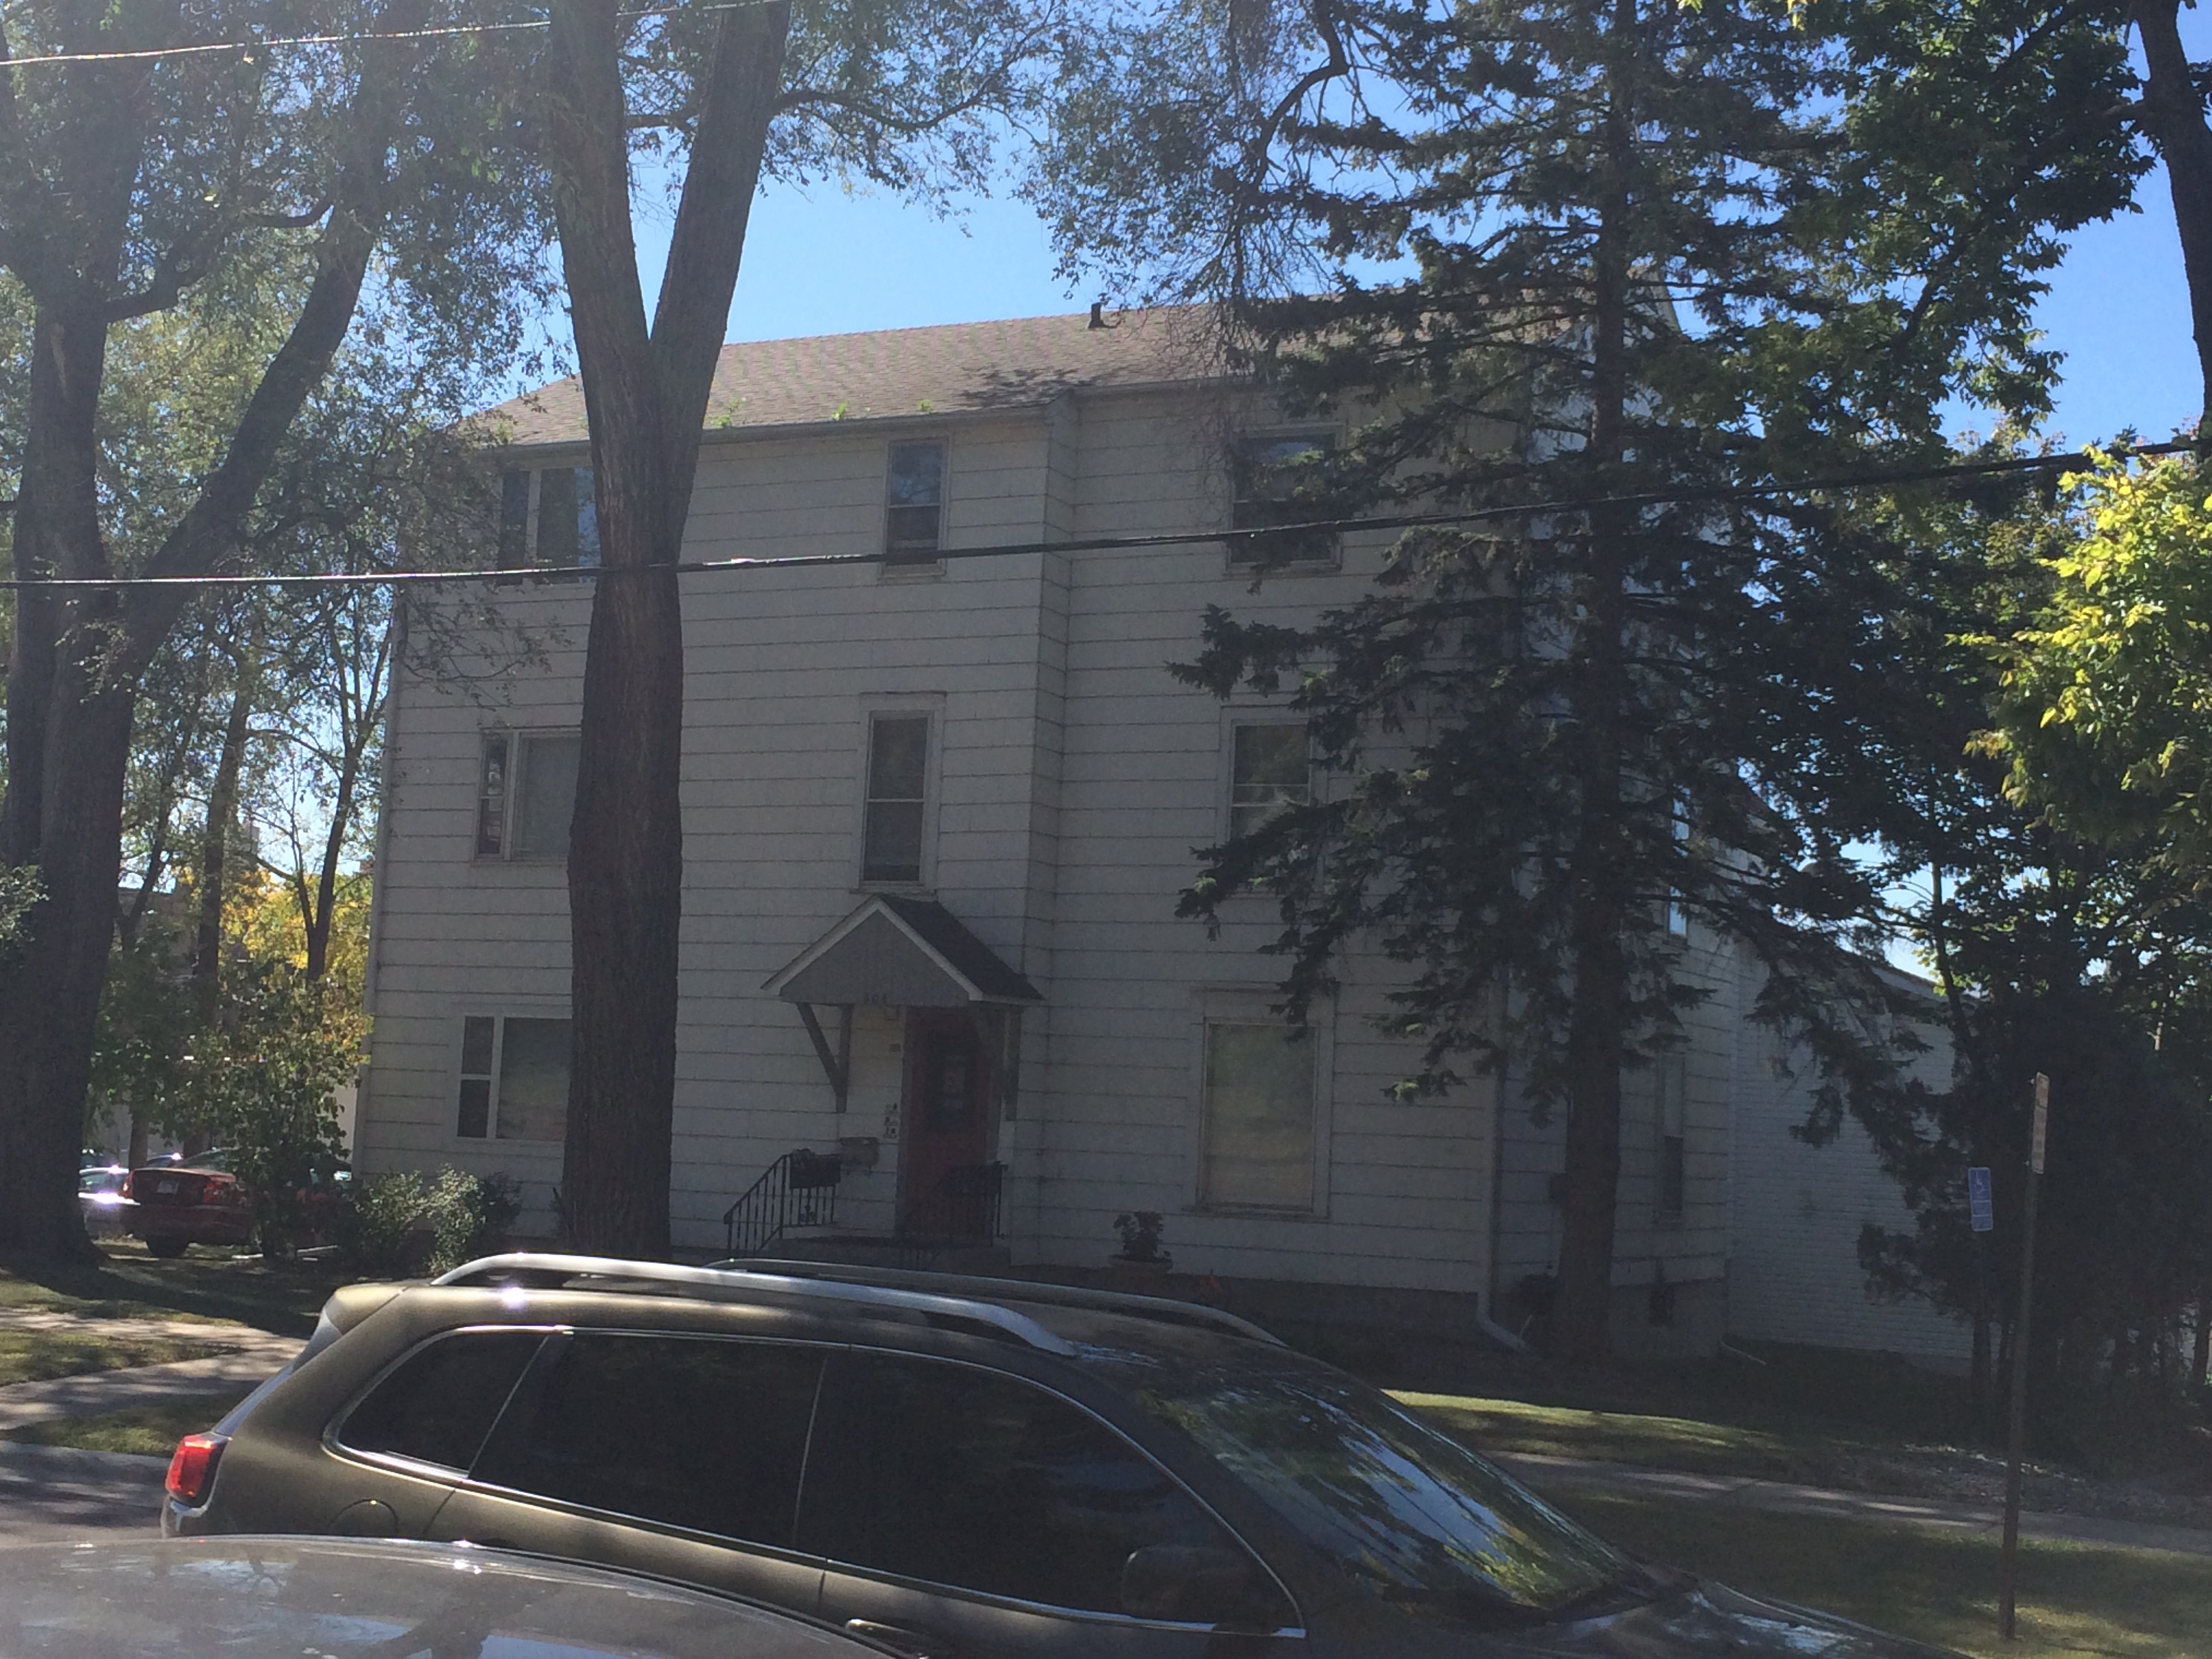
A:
125;1150;252;1257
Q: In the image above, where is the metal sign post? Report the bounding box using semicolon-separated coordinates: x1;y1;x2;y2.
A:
1999;1073;2048;1641
1969;1164;1994;1434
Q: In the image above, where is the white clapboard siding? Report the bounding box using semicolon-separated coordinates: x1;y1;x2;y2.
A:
359;335;1944;1352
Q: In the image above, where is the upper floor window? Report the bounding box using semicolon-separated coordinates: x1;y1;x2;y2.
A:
497;466;600;569
861;712;932;885
1229;722;1311;842
1230;430;1338;569
456;1013;571;1142
477;730;581;861
884;441;946;569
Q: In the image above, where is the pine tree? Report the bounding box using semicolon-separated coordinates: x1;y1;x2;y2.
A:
1090;0;2137;1357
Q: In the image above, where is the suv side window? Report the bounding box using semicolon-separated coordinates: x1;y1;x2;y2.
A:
471;1333;823;1549
335;1330;546;1473
800;1351;1275;1620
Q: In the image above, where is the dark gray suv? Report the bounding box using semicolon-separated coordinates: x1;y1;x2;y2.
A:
168;1254;1952;1658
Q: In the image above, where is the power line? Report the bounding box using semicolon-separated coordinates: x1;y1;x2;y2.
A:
0;2;766;69
0;438;2189;592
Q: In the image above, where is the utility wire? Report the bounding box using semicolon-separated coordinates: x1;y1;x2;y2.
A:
0;438;2189;592
0;1;765;69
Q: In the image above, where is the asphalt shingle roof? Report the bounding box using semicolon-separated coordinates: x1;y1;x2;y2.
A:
482;308;1219;447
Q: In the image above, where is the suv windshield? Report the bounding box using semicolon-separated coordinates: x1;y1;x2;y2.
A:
1122;1355;1629;1625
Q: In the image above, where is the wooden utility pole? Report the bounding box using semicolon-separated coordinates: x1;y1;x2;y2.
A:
1999;1071;2049;1641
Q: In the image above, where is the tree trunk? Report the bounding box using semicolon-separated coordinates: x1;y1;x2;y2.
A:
544;0;789;1256
0;291;121;1262
1548;2;1640;1364
0;5;421;1261
194;656;257;1008
2192;1296;2209;1391
2135;0;2212;437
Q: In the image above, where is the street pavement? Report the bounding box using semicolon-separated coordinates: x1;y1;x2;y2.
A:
0;1442;166;1544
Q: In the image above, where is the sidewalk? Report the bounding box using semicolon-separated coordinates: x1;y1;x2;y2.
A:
1497;1449;2212;1559
0;1312;299;1434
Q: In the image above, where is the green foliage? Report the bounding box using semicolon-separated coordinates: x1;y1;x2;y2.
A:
339;1168;522;1279
0;863;39;956
1985;454;2212;860
1832;457;2212;1425
184;966;365;1261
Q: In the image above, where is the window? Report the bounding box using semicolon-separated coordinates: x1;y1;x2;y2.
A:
535;466;600;567
336;1330;546;1473
1664;794;1692;938
861;712;930;884
476;731;581;860
1228;722;1310;842
455;1015;571;1143
799;1352;1277;1623
884;441;946;567
493;466;600;568
1229;430;1337;569
1654;1054;1687;1222
473;1334;823;1547
498;468;532;562
1200;1021;1315;1212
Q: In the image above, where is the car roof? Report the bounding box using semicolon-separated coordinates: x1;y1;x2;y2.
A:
426;1253;1285;1365
0;1537;890;1659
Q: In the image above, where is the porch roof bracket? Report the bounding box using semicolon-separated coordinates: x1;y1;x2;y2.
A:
795;1001;853;1113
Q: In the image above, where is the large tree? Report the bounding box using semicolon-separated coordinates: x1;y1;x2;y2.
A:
539;0;1077;1254
1048;0;2135;1357
0;0;544;1260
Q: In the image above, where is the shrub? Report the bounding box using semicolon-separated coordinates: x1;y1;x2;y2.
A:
342;1168;521;1278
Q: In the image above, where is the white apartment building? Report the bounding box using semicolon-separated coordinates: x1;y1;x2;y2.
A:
356;309;1965;1363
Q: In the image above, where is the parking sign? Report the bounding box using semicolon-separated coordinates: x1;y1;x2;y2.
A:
1968;1165;1993;1232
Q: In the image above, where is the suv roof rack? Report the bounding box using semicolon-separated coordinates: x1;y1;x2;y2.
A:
716;1257;1284;1348
430;1252;1076;1356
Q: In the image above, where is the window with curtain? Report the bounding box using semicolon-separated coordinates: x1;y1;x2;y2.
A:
1200;1020;1316;1211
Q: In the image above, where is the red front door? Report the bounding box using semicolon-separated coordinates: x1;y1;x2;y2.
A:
901;1011;991;1235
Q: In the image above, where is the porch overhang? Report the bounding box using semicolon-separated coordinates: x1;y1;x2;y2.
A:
764;897;1041;1116
764;896;1042;1010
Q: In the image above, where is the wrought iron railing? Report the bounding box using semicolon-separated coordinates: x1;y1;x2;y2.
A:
722;1149;844;1258
893;1161;1004;1267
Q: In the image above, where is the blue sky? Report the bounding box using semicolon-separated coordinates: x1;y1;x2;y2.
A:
605;163;2203;448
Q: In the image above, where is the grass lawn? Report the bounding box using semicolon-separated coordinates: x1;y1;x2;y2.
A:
0;1326;230;1387
1398;1389;1855;1480
0;1241;342;1337
1555;1490;2212;1658
6;1387;255;1457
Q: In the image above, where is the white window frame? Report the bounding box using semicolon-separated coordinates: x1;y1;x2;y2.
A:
880;438;950;579
1226;425;1342;575
1188;988;1332;1216
475;727;582;863
1221;714;1314;844
453;1010;572;1147
854;696;945;892
495;460;600;569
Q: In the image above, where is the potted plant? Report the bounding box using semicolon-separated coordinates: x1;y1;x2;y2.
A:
1109;1210;1173;1282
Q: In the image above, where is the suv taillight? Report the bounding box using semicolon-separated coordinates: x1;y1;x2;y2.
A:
120;1171;135;1202
165;1433;226;1506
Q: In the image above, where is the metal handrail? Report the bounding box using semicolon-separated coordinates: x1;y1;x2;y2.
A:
720;1148;842;1258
